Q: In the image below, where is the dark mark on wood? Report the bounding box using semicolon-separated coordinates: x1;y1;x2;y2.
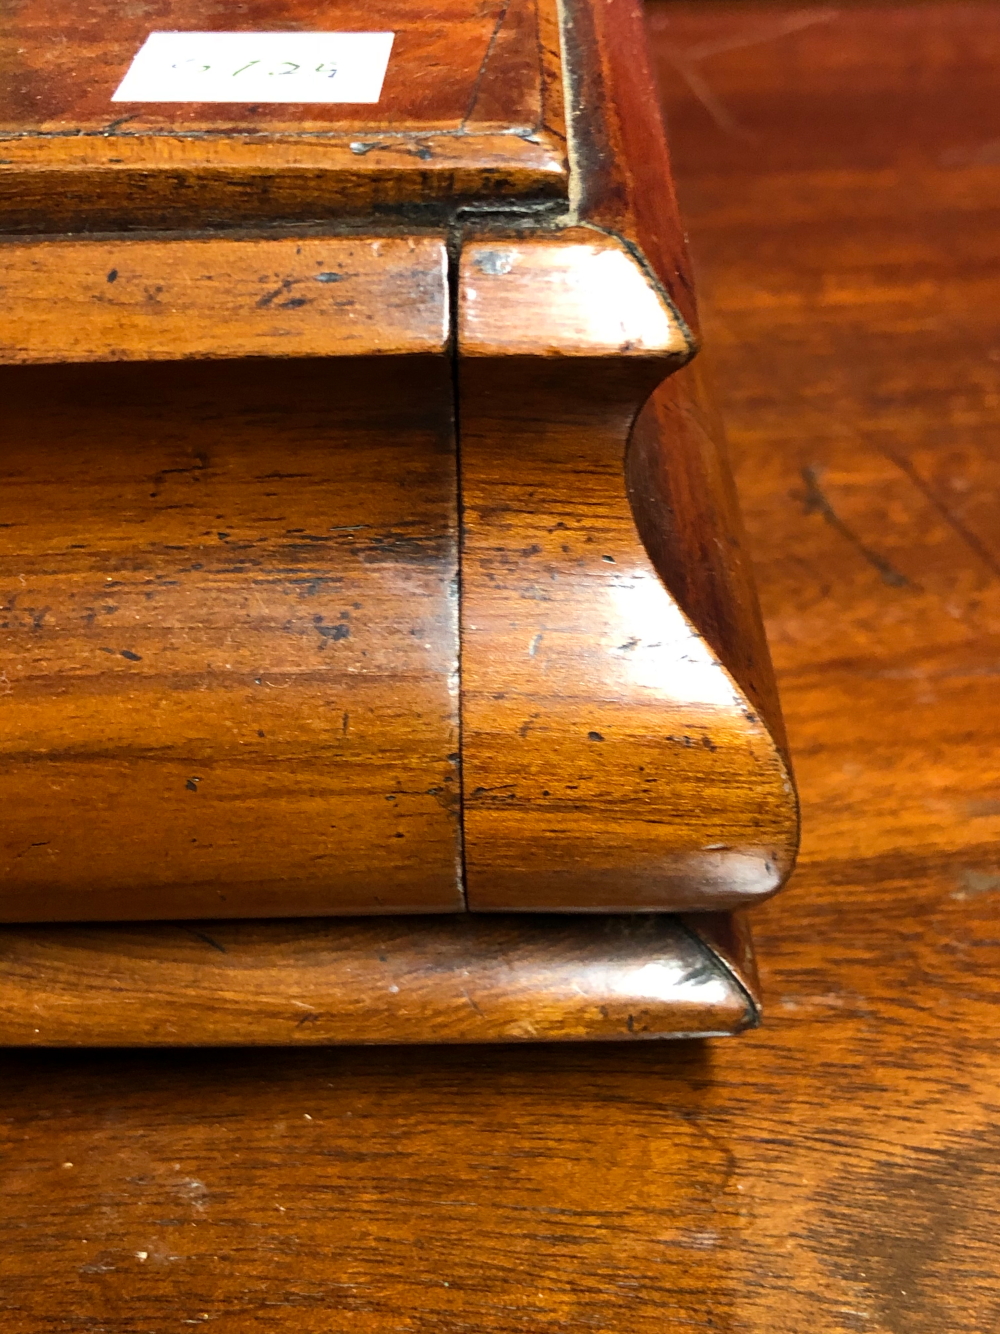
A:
801;465;914;589
189;930;226;954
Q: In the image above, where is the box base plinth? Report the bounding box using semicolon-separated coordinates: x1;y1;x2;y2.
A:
0;912;758;1046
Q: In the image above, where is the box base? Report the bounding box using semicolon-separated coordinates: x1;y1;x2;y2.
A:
0;912;758;1045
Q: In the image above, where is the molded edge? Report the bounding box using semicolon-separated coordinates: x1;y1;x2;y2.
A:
0;913;754;1045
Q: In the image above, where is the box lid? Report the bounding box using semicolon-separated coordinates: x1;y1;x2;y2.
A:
1;0;567;231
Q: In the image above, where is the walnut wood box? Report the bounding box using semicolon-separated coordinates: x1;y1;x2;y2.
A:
0;0;798;1043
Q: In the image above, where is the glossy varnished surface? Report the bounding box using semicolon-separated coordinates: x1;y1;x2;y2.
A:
3;0;1000;1327
459;230;690;360
0;234;449;363
0;0;567;229
560;0;698;332
458;240;794;911
0;0;792;922
0;913;755;1044
0;357;461;919
451;6;799;913
3;0;553;134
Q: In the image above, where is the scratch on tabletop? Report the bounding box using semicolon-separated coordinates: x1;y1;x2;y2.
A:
652;9;840;140
800;465;914;589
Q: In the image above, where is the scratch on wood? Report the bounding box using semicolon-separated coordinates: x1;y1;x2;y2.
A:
189;930;227;954
801;466;914;589
654;10;839;141
882;446;1000;583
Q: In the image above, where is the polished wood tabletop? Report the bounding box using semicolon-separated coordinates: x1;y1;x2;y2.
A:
3;1;999;1328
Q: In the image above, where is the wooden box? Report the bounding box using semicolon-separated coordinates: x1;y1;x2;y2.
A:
0;0;798;1042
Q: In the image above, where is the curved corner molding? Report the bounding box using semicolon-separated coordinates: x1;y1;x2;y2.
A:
459;230;693;361
456;231;798;914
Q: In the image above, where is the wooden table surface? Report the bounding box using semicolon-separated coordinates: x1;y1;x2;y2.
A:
3;2;999;1329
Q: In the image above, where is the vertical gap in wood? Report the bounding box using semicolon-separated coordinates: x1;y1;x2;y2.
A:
448;226;470;910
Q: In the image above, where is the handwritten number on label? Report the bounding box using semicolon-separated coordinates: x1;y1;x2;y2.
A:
168;57;341;80
123;32;383;103
169;58;335;79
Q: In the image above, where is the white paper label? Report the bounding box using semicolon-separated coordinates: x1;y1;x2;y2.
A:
112;31;395;103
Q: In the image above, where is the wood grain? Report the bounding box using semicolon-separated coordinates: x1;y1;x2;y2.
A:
457;239;796;911
0;0;568;230
0;912;755;1045
450;2;798;913
4;1;999;1329
0;4;792;925
0;356;462;919
0;235;449;364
